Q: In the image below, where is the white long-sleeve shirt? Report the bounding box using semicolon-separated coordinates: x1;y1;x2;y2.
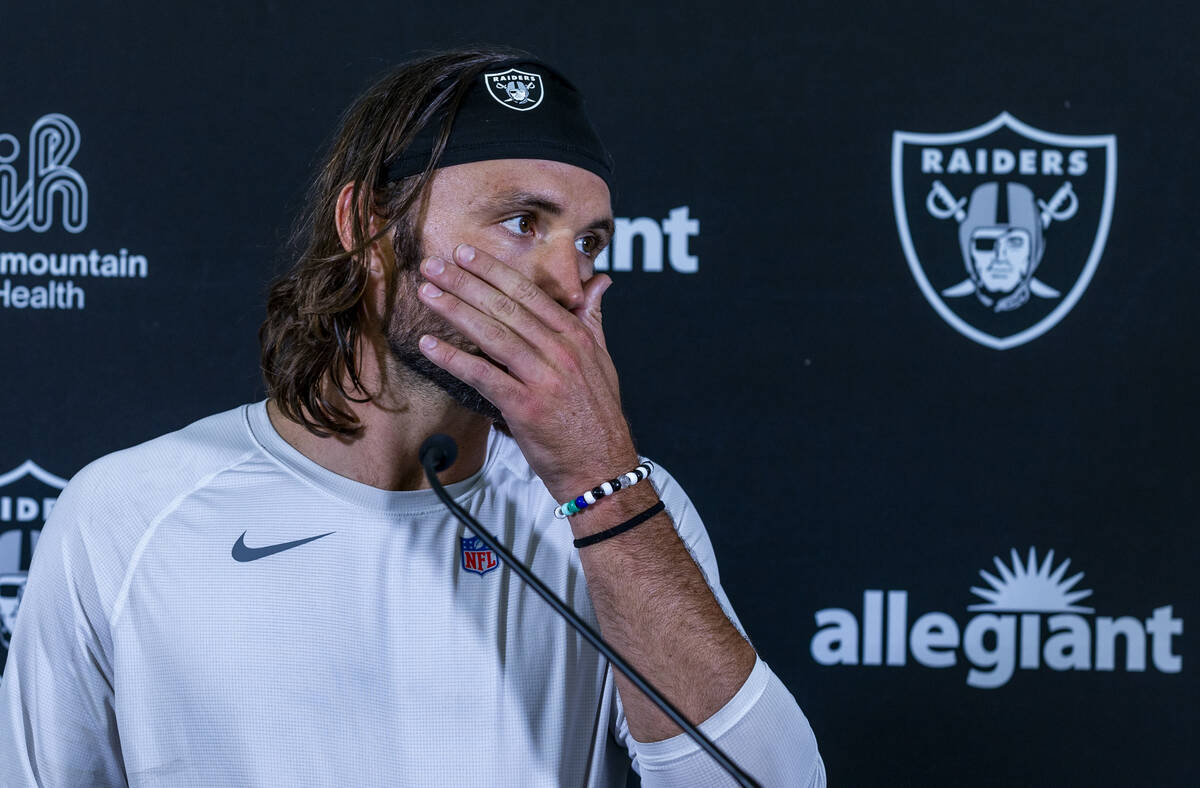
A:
0;402;824;787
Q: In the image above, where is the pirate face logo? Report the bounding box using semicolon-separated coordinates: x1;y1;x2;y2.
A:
483;68;544;112
972;227;1032;293
893;113;1116;349
504;81;531;102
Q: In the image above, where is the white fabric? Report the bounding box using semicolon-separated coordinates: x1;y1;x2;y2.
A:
0;402;824;787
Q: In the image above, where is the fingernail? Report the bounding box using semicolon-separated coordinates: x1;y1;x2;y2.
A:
456;244;475;263
419;335;437;350
423;257;445;275
420;282;443;297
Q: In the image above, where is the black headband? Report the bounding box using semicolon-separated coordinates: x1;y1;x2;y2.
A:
383;59;614;188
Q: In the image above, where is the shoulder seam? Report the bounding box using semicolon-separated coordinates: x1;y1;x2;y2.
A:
108;449;260;628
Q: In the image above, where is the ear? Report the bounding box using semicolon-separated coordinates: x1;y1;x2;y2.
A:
335;182;386;276
335;182;358;254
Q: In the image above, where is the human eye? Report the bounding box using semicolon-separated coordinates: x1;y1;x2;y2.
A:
500;215;534;236
575;234;606;257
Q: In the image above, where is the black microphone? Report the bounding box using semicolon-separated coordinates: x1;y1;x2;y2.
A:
419;433;458;473
419;433;761;788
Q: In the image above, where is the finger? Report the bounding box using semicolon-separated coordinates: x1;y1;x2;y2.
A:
416;333;523;409
451;244;576;333
573;274;612;348
416;279;544;382
421;254;557;344
575;274;611;321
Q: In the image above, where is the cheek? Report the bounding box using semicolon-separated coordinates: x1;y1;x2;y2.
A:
430;225;527;269
480;229;533;267
386;272;455;345
417;221;457;264
417;209;491;264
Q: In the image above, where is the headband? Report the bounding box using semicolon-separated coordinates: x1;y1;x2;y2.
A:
383;59;614;188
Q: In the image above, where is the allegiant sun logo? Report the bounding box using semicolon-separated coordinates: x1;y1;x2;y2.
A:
809;548;1182;689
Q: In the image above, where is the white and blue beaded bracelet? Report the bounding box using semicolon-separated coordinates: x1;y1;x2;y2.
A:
553;461;654;519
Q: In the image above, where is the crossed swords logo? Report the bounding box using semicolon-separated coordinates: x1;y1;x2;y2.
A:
927;179;1078;300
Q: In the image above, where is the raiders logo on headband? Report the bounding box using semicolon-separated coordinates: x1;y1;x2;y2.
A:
385;59;613;186
484;68;544;111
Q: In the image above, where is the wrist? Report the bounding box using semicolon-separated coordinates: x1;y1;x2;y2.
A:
566;480;661;540
544;448;640;506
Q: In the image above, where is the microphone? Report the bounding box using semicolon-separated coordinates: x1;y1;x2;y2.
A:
419;433;458;473
419;433;761;788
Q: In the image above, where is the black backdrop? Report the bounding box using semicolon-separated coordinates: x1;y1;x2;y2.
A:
1;2;1196;785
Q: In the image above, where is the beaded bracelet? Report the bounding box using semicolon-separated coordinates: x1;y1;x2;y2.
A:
553;460;654;519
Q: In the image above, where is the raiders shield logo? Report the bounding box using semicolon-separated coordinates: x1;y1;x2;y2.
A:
893;113;1116;349
483;68;544;112
0;460;68;672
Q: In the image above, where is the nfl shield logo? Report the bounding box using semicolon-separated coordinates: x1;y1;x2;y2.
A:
461;535;498;576
483;68;544;112
892;113;1116;349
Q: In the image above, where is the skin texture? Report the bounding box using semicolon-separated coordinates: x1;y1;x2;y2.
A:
269;158;756;743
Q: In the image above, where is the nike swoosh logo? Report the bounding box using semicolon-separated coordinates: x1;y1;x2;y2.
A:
232;531;335;562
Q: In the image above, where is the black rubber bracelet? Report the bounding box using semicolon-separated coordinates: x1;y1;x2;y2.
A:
573;500;666;549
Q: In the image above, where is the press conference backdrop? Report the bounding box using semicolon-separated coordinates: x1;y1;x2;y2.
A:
1;2;1195;785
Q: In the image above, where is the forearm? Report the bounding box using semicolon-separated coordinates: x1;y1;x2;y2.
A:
632;657;827;788
570;480;757;743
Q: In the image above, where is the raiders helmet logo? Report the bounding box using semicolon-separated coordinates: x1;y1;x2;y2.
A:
483;68;544;112
893;113;1116;349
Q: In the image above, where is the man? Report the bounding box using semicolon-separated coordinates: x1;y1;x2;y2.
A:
0;47;824;786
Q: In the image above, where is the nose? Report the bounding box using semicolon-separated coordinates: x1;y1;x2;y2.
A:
530;238;585;311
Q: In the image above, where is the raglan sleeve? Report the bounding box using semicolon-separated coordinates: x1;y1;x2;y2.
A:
0;470;126;787
610;466;826;788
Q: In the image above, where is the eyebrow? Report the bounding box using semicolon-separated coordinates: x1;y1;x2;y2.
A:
481;190;614;237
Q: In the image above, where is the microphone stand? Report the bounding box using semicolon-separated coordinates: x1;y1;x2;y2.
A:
421;435;761;788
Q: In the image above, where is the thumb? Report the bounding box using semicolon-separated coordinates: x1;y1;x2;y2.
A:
574;274;612;343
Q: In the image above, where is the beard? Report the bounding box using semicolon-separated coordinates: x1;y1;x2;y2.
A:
383;265;505;424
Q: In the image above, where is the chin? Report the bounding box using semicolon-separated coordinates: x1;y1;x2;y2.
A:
389;341;505;424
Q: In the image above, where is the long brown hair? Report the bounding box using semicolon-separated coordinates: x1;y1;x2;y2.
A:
259;46;530;436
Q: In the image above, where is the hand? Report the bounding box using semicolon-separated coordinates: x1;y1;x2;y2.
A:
415;243;639;500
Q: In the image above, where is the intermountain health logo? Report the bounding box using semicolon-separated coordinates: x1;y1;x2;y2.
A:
893;113;1116;349
0;460;68;674
0;114;87;233
810;548;1182;689
1;113;150;311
